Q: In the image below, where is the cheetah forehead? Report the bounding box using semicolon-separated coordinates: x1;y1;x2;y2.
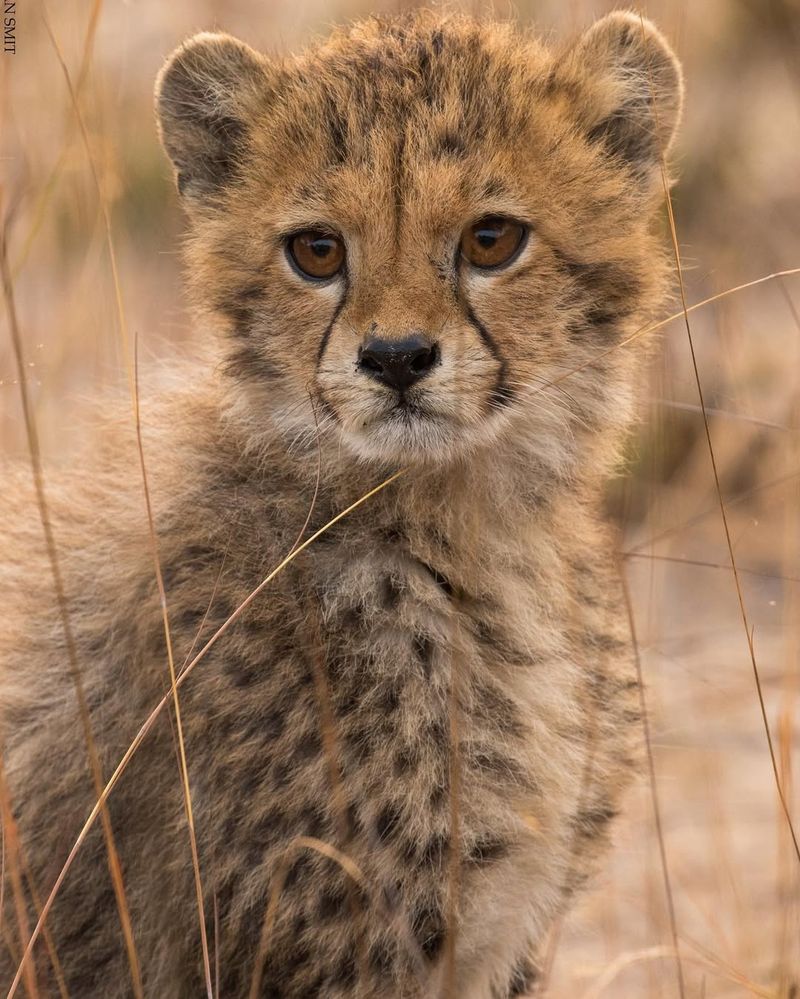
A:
282;15;547;154
156;11;682;204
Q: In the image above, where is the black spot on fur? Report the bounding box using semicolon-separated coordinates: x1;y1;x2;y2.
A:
223;303;254;336
394;745;417;776
417;560;455;598
344;728;371;763
473;618;529;667
215;281;265;330
262;709;285;741
252;808;290;846
415;39;439;108
586;631;627;653
369;940;394;977
58;885;112;947
341;803;359;840
584;304;619;327
380;879;402;913
473;682;524;736
271;759;292;788
323;95;349;164
427;717;447;749
317;887;347;921
241;613;278;639
380;680;401;713
224;343;286;384
383;523;406;544
412;904;446;961
435;130;466;158
558;253;642;339
334;681;360;717
282;853;311;890
381;574;403;609
376;803;403;841
292;730;321;762
330;950;357;988
468;744;528;786
302;977;324;999
161;544;217;590
429;781;447;811
341;599;367;630
413;633;435;675
300;804;328;838
468;836;509;866
176;606;205;631
481;176;510;199
241;758;271;798
574;803;618;837
226;655;259;688
419;832;448;869
506;956;539;997
587;98;656;174
561;869;590;900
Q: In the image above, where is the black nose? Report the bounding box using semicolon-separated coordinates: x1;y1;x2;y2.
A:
358;336;439;392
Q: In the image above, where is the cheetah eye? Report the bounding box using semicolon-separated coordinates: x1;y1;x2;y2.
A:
287;230;346;281
460;217;527;270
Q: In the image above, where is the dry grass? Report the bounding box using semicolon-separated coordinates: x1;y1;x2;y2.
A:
1;0;799;996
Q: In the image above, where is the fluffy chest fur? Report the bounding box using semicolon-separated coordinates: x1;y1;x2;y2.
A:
144;456;633;998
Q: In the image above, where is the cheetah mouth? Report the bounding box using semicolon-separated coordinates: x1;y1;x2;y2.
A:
364;404;445;441
319;381;498;462
378;394;455;433
389;398;434;420
340;395;477;464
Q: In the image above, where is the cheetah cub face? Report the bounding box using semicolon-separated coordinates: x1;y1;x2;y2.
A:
157;12;682;468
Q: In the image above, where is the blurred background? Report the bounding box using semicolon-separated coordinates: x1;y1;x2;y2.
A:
1;0;799;995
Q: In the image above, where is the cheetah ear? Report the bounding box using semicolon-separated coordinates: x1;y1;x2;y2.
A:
560;12;683;181
155;32;270;200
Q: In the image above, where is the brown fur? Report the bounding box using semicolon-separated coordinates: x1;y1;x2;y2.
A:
0;10;682;997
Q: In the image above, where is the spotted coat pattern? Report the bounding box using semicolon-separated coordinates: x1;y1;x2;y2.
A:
1;10;682;998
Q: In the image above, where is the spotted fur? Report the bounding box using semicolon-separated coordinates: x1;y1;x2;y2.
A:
0;10;682;997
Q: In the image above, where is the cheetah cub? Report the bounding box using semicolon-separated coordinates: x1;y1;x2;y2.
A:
1;10;682;998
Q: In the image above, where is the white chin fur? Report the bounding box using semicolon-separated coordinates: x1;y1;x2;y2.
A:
339;411;505;466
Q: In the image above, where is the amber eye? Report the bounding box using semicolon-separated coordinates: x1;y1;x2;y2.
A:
460;216;526;270
287;230;346;280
